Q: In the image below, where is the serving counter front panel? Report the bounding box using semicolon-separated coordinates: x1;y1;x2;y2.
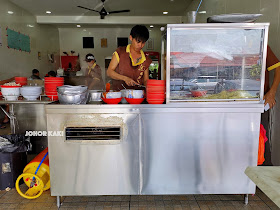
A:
46;103;261;196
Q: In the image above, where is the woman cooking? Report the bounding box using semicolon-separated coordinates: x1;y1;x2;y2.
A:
85;53;104;90
107;25;152;90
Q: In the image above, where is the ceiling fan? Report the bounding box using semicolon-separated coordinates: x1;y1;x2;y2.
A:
77;0;130;19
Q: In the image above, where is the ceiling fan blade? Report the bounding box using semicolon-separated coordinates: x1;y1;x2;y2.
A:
108;10;130;14
77;6;100;13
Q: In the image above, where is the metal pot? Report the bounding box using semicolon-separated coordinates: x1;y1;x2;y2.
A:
88;90;103;102
57;85;88;104
58;92;88;104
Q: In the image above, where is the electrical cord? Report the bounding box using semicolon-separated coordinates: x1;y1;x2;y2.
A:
195;0;203;16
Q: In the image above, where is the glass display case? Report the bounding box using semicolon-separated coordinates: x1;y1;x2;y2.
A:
165;23;269;103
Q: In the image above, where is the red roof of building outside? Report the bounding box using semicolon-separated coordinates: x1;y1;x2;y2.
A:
170;52;259;68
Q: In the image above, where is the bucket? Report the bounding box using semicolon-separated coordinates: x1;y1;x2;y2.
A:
15;77;27;86
187;11;196;23
16;148;50;199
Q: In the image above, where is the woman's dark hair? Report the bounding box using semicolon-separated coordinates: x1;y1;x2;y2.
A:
48;71;57;77
130;25;149;42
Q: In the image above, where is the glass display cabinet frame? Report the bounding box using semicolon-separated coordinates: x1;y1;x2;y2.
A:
165;23;269;103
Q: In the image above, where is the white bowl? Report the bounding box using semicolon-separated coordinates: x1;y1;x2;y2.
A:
20;86;42;100
102;91;121;99
1;87;20;100
124;89;144;98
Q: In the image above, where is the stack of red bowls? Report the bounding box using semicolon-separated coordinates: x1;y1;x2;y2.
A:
146;80;166;104
15;77;27;86
44;77;64;100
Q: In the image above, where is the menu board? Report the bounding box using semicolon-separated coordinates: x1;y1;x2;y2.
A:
7;28;30;52
19;33;31;52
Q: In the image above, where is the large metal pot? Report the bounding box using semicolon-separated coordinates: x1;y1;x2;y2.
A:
57;85;88;104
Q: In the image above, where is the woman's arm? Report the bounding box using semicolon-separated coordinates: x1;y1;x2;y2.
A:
107;54;139;86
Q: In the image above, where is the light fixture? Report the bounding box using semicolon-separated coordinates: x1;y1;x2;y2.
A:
150;25;154;28
77;25;81;28
7;11;14;14
163;11;168;15
27;24;34;28
46;11;51;14
198;11;206;14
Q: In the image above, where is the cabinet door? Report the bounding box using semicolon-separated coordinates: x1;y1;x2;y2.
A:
48;113;140;196
140;112;258;194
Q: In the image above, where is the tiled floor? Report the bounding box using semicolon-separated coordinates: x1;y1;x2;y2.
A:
0;187;279;210
0;121;279;209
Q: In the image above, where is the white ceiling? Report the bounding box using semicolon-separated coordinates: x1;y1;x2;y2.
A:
10;0;193;17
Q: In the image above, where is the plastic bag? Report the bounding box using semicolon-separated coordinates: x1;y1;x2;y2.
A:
258;124;268;165
0;134;32;153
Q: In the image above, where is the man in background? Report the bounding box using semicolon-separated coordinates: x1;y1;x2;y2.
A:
29;69;41;80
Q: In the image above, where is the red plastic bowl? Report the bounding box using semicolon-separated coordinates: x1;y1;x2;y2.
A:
147;98;165;104
102;97;122;104
147;80;166;86
191;90;207;97
15;77;27;82
125;97;145;104
147;93;166;99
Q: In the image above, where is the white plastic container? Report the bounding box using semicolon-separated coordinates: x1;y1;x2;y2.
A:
124;89;144;98
20;86;42;100
1;86;20;101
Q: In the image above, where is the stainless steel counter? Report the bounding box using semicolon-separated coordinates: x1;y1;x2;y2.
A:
46;102;263;202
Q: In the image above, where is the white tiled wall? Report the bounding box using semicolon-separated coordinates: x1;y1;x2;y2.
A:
59;26;162;81
186;0;280;165
0;0;60;80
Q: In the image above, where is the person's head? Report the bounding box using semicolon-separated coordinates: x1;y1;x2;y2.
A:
48;70;57;77
32;69;39;76
129;25;149;52
85;53;96;67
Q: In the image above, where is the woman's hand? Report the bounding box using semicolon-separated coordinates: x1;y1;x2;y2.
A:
124;77;139;86
264;90;276;108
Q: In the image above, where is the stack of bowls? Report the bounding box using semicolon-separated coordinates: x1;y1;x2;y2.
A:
146;80;166;104
44;77;64;100
20;86;42;100
15;77;27;86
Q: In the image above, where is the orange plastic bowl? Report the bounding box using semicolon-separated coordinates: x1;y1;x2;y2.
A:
102;97;122;104
191;90;207;97
125;97;145;104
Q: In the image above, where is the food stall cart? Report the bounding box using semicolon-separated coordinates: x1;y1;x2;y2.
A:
45;23;269;208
